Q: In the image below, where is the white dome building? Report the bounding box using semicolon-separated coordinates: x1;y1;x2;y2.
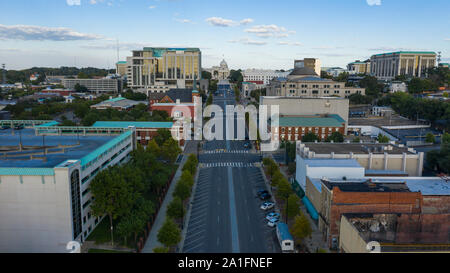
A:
205;59;231;80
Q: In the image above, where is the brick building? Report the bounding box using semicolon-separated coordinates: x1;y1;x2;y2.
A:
273;114;346;142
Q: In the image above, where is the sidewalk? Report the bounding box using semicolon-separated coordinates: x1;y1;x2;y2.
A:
141;155;188;253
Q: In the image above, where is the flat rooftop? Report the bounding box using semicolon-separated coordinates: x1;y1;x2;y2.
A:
305;158;362;168
308;176;450;195
279;114;345;127
301;143;414;155
0;129;116;169
323;180;411;192
92;121;173;129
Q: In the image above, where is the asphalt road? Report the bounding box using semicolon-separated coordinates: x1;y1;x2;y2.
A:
182;84;279;253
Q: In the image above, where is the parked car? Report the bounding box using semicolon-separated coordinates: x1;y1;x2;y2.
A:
244;142;251;149
260;202;275;211
257;189;269;196
259;192;272;200
14;124;24;130
266;212;280;221
267;217;280;227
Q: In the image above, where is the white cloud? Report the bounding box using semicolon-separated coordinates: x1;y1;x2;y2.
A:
240;18;254;25
244;24;294;38
67;0;81;5
175;18;192;24
0;24;104;41
228;37;267;46
445;38;450;41
205;17;236;27
366;0;381;6
149;5;156;9
277;41;303;46
81;42;149;50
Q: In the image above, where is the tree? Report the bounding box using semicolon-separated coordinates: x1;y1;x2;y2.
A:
425;132;436;144
154;129;172;146
326;132;344;143
173;180;191;201
287;194;300;219
153;247;169;253
161;138;182;163
167;196;185;219
74;83;88;92
147;139;161;157
442;133;450;144
116;217;133;246
288;162;296;175
302;132;319;142
271;171;284;187
157;218;181;249
90;168;135;246
353;137;361;143
180;170;194;188
291;213;312;245
276;178;293;200
201;71;212;80
377;133;390;143
77;72;90;79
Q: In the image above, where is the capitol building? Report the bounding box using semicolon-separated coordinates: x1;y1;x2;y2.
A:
204;59;230;80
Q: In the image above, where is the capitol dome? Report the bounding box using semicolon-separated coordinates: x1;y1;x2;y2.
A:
220;59;228;68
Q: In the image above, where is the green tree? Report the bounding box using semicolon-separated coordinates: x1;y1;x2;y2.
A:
291;213;312;245
377;133;390;143
90;168;135;246
153;246;169;253
442;133;450;144
154;129;172;146
157;218;181;249
325;132;344;143
116;217;133;246
161;138;182;163
201;71;212;80
287;194;300;219
271;171;284;187
302;132;319;142
167;196;185;219
147;139;161;157
276;178;293;200
173;180;191;201
425;132;436;144
77;71;90;79
180;170;195;188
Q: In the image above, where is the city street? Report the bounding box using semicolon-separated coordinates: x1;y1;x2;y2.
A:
182;82;280;253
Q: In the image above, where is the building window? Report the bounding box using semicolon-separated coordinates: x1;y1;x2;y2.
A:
70;170;82;240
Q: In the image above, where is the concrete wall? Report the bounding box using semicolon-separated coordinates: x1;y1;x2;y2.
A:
0;170;73;253
339;215;368;253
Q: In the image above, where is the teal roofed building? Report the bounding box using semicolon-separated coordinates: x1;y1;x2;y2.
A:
275;114;346;141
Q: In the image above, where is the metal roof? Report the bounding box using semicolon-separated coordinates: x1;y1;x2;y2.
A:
92;121;173;129
279;114;345;127
80;130;132;167
277;223;294;241
0;168;55;176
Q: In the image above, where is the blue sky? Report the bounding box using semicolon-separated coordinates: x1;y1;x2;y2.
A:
0;0;449;70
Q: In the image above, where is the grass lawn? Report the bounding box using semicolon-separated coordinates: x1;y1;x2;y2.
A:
88;249;133;253
86;217;136;249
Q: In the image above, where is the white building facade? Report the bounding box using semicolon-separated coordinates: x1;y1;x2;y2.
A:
243;69;290;86
0;130;135;253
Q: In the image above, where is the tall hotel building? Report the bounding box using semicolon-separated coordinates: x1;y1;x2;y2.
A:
370;51;436;81
126;47;202;93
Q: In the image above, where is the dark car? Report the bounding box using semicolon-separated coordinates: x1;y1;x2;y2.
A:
259;193;272;200
257;189;269;196
244;142;251;149
14;124;24;130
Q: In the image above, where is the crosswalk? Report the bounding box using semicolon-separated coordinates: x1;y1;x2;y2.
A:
200;162;260;168
202;150;250;154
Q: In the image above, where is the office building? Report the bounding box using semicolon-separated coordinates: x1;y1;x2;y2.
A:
370;51;437;80
347;60;371;75
62;78;122;94
0;126;136;252
116;61;128;77
260;96;350;130
294;58;321;76
242;69;290;86
266;67;365;98
296;142;424;177
125;47;202;92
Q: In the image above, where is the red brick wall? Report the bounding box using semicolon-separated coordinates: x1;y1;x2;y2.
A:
396;214;450;244
277;126;346;141
327;188;422;245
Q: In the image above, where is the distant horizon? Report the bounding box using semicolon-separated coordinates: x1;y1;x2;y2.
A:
1;0;449;70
